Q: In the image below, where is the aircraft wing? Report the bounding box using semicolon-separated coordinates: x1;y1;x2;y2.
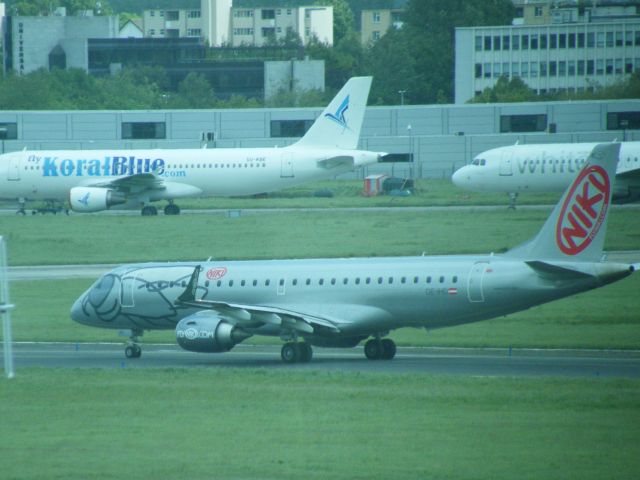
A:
84;172;165;194
176;266;341;335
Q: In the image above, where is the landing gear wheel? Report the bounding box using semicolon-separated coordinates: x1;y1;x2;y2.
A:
125;344;142;359
281;342;299;364
364;339;383;360
381;338;396;360
164;203;180;215
141;205;158;216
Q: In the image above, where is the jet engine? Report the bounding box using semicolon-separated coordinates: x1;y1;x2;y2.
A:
69;187;126;212
175;313;252;353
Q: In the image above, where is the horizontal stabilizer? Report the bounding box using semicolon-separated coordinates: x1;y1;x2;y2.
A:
525;260;594;280
317;155;354;169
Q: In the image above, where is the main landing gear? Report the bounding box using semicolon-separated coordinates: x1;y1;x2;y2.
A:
140;202;181;216
281;342;313;364
124;329;143;359
364;337;396;360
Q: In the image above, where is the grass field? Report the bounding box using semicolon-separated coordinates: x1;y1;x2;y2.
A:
1;369;639;480
2;207;639;265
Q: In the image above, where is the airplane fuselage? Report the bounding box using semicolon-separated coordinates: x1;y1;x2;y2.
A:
0;146;378;202
452;141;640;202
73;255;631;339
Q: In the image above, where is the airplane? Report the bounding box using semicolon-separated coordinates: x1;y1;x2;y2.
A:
71;143;636;363
451;141;640;208
0;77;382;216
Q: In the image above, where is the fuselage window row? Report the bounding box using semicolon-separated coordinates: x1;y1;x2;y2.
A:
203;275;461;289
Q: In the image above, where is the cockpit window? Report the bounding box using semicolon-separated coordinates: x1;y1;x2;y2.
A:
88;274;116;306
471;158;486;166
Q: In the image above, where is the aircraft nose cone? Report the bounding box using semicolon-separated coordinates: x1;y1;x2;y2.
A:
70;295;88;325
451;167;468;187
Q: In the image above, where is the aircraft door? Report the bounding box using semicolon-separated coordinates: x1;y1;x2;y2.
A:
467;262;488;302
281;153;294;178
7;155;20;181
499;151;513;176
120;274;136;308
277;278;286;296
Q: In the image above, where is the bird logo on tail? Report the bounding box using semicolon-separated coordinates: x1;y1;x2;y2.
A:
324;95;350;130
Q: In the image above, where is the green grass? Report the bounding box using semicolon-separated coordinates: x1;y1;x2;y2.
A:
2;207;639;265
5;274;640;349
1;369;639;480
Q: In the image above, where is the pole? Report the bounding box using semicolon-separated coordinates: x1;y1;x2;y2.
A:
1;236;15;379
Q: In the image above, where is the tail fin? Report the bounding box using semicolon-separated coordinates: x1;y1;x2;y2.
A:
294;76;372;150
507;143;620;261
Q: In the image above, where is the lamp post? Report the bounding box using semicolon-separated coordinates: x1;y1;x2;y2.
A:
620;119;629;142
398;90;407;106
407;124;413;178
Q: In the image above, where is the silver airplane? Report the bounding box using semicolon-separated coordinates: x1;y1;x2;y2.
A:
71;143;636;362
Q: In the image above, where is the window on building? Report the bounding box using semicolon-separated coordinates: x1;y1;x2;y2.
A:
493;35;501;50
606;31;614;47
530;62;538;77
493;62;501;78
512;34;520;50
535;6;543;16
531;34;538;49
502;62;509;77
503;35;510;50
166;10;179;21
262;9;275;19
635;31;640;46
550;33;557;48
475;35;482;51
559;60;566;76
578;60;585;75
521;34;529;50
607;112;640;130
578;32;585;48
484;36;492;50
187;29;201;37
484;62;491;78
616;32;623;47
587;32;595;47
540;61;548;77
625;30;633;46
559;33;566;48
262;27;276;38
372;31;381;41
122;122;166;139
606;59;614;74
271;120;314;138
596;59;604;75
0;123;17;140
597;32;605;47
511;62;519;77
500;114;547;133
373;11;381;23
568;60;576;76
568;33;576;48
188;10;201;18
587;60;594;75
540;34;547;49
521;61;529;77
626;59;633;74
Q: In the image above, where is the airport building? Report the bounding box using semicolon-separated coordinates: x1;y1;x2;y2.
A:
455;1;640;103
0;99;637;180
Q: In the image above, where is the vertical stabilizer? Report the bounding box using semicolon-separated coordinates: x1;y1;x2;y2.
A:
294;77;372;150
507;143;620;261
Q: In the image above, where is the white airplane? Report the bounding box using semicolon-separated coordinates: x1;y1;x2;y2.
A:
0;77;382;216
452;141;640;208
71;143;636;362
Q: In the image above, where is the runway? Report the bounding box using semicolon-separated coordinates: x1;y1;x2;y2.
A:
5;342;640;378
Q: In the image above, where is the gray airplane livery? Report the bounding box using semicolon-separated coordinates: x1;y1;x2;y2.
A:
71;143;636;362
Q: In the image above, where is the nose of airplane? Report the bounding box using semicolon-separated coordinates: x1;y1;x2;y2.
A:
451;166;469;188
70;293;91;325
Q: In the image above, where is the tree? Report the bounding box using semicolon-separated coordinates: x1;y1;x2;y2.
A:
170;73;217;109
470;75;538;103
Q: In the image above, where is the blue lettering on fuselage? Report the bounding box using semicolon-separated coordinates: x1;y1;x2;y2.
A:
41;155;165;177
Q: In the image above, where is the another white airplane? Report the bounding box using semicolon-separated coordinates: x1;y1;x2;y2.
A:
452;141;640;208
72;143;636;362
0;77;382;216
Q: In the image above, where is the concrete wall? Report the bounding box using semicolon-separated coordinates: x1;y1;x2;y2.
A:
0;99;638;180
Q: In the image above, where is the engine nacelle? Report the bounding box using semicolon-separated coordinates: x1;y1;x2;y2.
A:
176;313;252;353
69;187;126;212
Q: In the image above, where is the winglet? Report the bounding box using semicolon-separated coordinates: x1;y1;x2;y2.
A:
293;77;372;150
507;143;620;261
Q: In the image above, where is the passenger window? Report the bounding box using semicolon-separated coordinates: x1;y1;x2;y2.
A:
319;279;324;286
203;281;208;287
388;277;393;284
355;278;360;285
453;276;458;283
414;276;419;283
241;280;246;287
306;279;311;285
439;276;444;283
366;277;371;284
378;277;383;284
217;280;222;287
401;277;406;284
343;278;348;285
229;280;234;287
427;276;432;283
265;279;270;286
252;280;257;286
331;278;336;285
292;279;298;286
279;279;284;286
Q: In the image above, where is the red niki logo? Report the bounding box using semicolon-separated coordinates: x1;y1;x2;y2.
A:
555;165;610;255
206;267;228;280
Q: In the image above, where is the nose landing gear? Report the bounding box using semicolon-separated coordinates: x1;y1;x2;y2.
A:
124;329;143;358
